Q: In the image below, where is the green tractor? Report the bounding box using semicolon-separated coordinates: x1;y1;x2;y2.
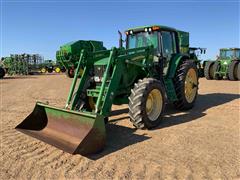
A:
204;48;240;80
56;40;106;78
39;60;64;73
16;25;202;155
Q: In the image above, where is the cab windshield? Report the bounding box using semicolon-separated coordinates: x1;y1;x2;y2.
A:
127;31;159;53
220;50;236;58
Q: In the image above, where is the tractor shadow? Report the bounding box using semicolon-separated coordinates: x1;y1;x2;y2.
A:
87;123;150;160
87;93;239;159
155;93;240;129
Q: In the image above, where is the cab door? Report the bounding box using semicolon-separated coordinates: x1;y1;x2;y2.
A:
160;31;177;75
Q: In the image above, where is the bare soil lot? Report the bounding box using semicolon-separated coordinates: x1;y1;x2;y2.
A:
1;75;239;179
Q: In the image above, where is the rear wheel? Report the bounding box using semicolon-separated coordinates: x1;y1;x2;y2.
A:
128;78;165;129
174;60;198;110
204;61;214;80
0;67;5;78
66;68;74;78
228;61;239;81
213;61;222;80
237;63;240;80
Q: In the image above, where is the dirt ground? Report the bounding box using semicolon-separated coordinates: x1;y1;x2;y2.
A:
0;74;239;179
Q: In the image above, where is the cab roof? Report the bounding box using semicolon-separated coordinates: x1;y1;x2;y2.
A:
220;48;240;51
126;24;182;33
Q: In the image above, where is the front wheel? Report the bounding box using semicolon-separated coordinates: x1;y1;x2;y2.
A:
204;61;214;80
213;61;222;80
40;67;47;73
47;68;53;73
128;78;166;129
174;60;198;110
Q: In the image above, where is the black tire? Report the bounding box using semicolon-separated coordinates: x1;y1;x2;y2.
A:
174;60;198;110
0;67;5;78
204;61;214;80
128;78;165;129
213;61;222;80
47;68;53;73
66;68;74;78
237;63;240;80
228;61;239;81
198;68;204;78
61;67;66;73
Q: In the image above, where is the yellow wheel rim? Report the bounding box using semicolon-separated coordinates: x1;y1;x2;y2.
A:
41;68;46;73
185;68;198;103
55;67;61;73
146;89;163;121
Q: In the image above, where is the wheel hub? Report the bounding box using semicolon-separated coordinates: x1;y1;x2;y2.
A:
146;89;163;121
185;68;197;103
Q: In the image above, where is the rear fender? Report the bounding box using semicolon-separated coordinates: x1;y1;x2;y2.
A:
167;54;189;79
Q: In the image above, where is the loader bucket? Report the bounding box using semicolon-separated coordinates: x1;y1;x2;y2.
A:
15;102;106;155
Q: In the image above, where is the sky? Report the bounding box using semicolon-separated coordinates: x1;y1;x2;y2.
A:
1;0;239;60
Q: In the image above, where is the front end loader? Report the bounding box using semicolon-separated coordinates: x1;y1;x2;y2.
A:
16;25;200;155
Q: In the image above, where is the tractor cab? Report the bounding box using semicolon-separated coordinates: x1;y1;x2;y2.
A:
125;25;179;56
219;48;240;60
124;25;183;74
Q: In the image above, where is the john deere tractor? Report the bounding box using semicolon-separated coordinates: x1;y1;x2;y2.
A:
204;48;240;80
16;25;202;155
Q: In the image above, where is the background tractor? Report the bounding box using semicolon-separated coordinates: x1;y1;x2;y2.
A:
39;60;65;73
204;48;240;80
16;25;202;155
56;40;107;78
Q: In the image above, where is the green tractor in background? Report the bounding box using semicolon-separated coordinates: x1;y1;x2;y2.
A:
204;48;240;80
16;25;204;155
56;40;106;78
39;60;65;74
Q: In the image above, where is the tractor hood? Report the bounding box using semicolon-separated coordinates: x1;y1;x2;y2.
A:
94;57;109;66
